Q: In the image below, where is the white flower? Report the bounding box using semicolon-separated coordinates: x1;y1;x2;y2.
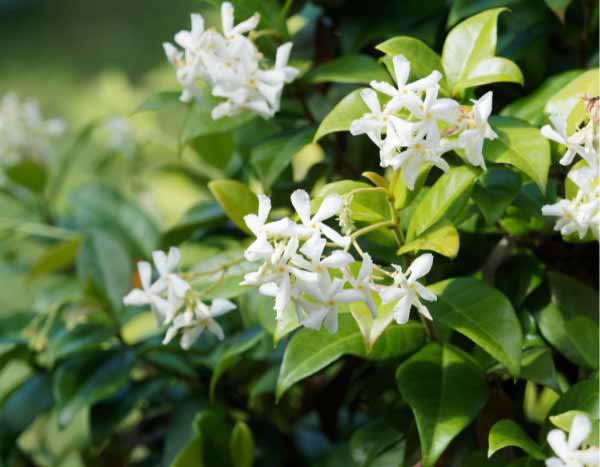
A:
243;194;295;261
220;2;260;39
343;253;378;317
123;261;173;323
152;247;191;320
370;54;442;111
379;253;436;324
296;272;364;333
0;93;65;167
457;91;497;169
404;85;459;143
163;298;236;349
291;189;350;247
546;414;599;467
541;115;596;168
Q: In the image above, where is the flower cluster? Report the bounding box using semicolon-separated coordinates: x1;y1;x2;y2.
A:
123;247;236;349
164;3;299;119
241;190;436;333
541;113;599;240
350;55;496;189
546;414;599;467
0;93;65;168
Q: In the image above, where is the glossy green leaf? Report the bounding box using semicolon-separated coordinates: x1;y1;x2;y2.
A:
565;316;599;369
77;230;132;311
171;433;204;467
501;70;583;125
549;411;600;446
473;168;521;223
251;127;314;189
70;182;160;258
442;8;522;95
396;342;488;467
350;420;404;466
314;88;368;142
30;236;81;278
407;166;477;240
307;54;390;84
545;69;599;133
316;180;391;223
230;421;255;467
547;271;599;322
54;350;135;427
447;0;521;27
208;179;258;234
0;373;53;459
429;277;523;377
210;328;265;400
49;323;115;361
276;315;425;399
488;419;546;460
485;117;551;192
398;220;460;258
189;132;235;173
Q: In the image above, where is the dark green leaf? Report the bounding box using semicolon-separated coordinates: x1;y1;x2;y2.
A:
472;168;521;224
488;419;546;460
230;421;255;467
396;342;488;467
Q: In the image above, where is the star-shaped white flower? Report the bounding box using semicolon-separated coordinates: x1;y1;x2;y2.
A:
123;261;173;324
457;91;497;170
220;2;260;40
152;247;190;320
344;253;378;318
291;189;350;247
379;253;436;324
546;414;600;467
541;115;596;168
163;298;236;349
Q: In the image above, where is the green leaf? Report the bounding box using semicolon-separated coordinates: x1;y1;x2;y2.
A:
0;373;53;459
547;271;599;322
48;323;115;361
407;166;477;240
501;70;583;126
70;182;160;258
314;88;368;142
171;433;204;467
189;132;235;173
291;142;325;181
520;347;560;392
485;116;551;192
350;420;405;466
548;377;599;425
230;421;255;467
316;180;391;223
210;328;265;401
565;316;599;369
163;201;226;246
4;160;47;193
398;220;460;258
251;127;314;189
77;230;133;311
545;0;574;22
429;277;523;377
276;315;425;400
545;69;599;133
454;56;523;92
442;8;521;95
135;91;181;113
192;409;234;467
473;168;522;224
488;419;546;460
447;0;521;27
30;236;81;278
376;36;445;84
396;342;489;467
54;350;135;427
307;54;390;84
208;180;258;234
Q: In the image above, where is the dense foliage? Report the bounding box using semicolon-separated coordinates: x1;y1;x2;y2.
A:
0;1;598;466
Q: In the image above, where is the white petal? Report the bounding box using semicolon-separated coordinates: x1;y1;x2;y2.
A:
547;430;571;461
392;54;410;86
545;457;566;467
568;415;592;450
300;234;326;261
231;13;260;36
370;80;399;97
358;253;373;281
415;282;437;302
170;275;191;299
380;285;403;304
221;2;235;36
322;250;354;268
276;42;293;69
210;298;236;317
167;247;181;272
323;308;339;334
291;189;312;225
123;289;149;306
257;194;272;223
275;274;291;314
408;254;433;280
319;223;350;248
360;88;382;115
334;290;364;304
302;307;329;330
258;282;278;297
244;213;261;235
314;194;343;222
205;318;225;340
138;261;153;290
152;250;169;276
181;326;204;349
393;296;413;324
